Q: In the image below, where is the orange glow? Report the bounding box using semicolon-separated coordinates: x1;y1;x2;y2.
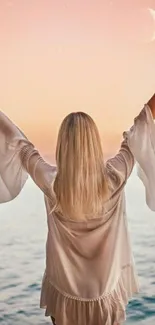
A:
0;1;155;158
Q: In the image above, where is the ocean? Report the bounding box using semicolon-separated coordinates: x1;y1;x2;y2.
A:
0;168;155;325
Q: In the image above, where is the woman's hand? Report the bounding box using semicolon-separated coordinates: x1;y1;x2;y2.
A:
147;94;155;119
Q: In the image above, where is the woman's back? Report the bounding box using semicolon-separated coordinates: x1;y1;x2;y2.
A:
1;98;155;324
39;153;139;325
0;109;138;325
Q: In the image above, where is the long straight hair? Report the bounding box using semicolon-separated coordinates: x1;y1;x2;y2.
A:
53;112;109;220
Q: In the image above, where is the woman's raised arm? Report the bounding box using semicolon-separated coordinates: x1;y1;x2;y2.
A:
108;93;155;210
106;137;135;185
0;111;56;203
20;143;56;198
107;94;155;188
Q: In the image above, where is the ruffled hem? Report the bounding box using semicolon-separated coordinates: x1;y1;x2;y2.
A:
40;266;139;325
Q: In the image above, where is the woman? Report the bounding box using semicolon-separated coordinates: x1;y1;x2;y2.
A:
0;94;155;325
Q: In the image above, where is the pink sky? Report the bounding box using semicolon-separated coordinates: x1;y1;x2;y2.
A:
0;0;155;159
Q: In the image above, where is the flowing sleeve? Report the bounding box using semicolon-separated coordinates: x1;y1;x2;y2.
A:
124;104;155;211
0;111;56;203
107;138;135;183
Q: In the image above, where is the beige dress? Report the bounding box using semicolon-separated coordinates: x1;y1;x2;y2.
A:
0;105;154;325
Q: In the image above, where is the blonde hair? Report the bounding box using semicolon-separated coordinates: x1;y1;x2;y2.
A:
53;112;109;220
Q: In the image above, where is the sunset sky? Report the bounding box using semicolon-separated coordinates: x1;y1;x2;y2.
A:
0;0;155;159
